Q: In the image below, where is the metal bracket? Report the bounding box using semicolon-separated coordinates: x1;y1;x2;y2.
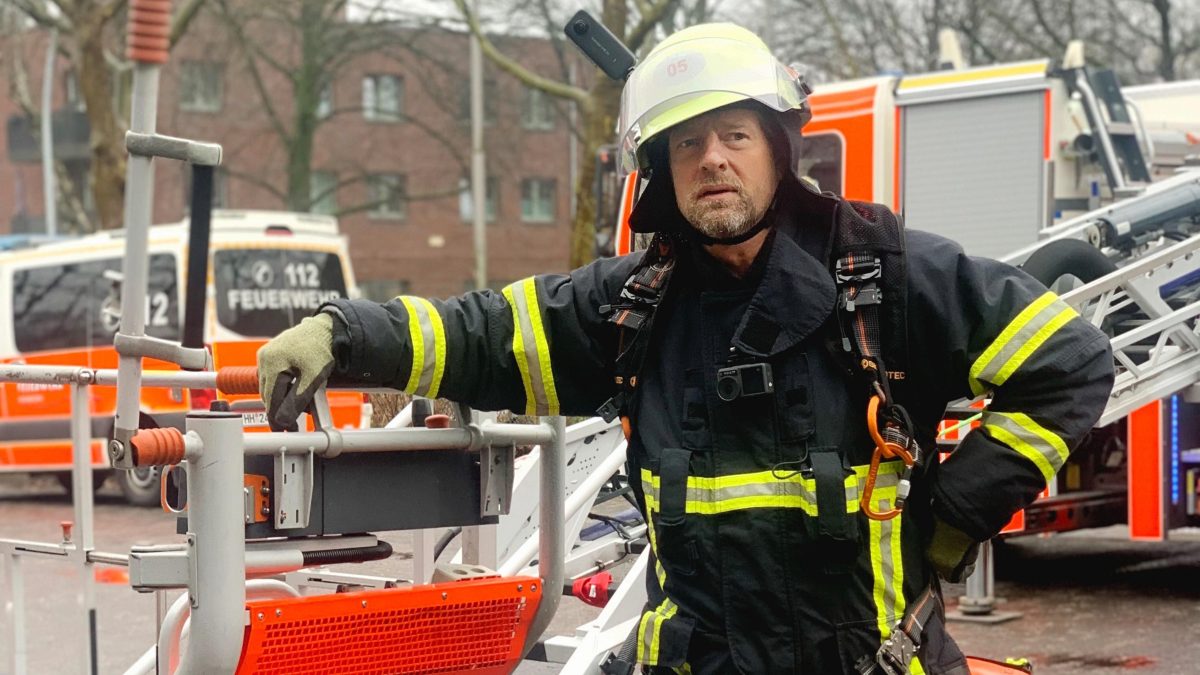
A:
480;441;515;517
273;449;314;530
125;130;223;165
128;544;189;592
113;332;210;370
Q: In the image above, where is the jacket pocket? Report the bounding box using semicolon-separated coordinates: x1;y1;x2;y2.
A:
775;353;814;444
654;447;697;577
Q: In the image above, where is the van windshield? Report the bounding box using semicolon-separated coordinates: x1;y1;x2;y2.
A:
213;249;346;337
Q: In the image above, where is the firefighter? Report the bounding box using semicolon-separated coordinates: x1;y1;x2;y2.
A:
258;24;1113;675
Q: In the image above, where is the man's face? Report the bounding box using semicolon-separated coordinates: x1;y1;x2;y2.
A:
668;106;780;240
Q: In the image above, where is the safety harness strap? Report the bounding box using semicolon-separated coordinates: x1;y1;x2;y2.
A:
597;232;677;424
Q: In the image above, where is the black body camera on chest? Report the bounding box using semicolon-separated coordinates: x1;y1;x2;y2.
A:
716;362;774;402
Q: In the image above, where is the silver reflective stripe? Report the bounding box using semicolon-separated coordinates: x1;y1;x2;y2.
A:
503;279;557;416
412;301;439;396
982;410;1069;484
969;291;1078;395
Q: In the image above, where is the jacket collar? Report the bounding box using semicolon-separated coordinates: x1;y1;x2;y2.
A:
729;179;840;358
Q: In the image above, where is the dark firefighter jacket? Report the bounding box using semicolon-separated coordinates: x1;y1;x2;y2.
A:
320;189;1114;675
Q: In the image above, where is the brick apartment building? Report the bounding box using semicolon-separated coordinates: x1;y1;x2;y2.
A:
1;15;585;300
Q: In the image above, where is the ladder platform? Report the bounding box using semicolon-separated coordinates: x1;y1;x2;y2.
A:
237;575;542;674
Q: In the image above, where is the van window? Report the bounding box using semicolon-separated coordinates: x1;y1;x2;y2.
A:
12;254;179;352
798;133;844;196
214;249;346;337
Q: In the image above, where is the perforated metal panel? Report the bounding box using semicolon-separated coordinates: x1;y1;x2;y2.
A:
901;92;1046;257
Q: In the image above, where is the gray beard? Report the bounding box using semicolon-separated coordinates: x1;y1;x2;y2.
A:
680;190;758;240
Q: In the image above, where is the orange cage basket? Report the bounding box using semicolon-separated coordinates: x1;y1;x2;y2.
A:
236;575;542;675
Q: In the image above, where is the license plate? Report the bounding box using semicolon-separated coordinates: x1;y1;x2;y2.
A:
241;411;269;428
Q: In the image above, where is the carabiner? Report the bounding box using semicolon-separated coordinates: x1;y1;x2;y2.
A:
861;395;916;521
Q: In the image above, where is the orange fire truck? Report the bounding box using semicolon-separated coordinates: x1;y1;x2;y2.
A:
0;210;365;504
601;45;1200;542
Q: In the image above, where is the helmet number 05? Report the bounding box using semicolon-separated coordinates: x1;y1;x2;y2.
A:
666;59;688;77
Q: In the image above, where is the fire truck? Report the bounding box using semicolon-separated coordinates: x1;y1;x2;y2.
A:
602;40;1200;542
0;210;365;505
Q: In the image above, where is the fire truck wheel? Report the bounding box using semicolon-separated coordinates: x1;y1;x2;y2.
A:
117;466;163;507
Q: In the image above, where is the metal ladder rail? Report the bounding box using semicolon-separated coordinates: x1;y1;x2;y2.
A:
1058;233;1200;426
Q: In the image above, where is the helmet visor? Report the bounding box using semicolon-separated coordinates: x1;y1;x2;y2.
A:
617;39;806;175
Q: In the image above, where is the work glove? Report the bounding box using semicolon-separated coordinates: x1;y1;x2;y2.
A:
256;313;335;432
925;515;981;583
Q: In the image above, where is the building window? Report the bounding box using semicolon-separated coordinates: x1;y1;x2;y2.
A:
521;178;555;223
179;60;223;113
316;82;333;120
459;175;498;223
362;74;402;122
521;86;555;130
183;165;229;210
368;174;406;219
64;70;84;111
359;279;411;302
310;171;338;215
460;78;497;123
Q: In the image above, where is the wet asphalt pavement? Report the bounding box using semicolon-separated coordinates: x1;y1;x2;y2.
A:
1;474;1198;674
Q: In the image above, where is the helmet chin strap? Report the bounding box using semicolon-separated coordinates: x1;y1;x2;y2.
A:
687;194;779;246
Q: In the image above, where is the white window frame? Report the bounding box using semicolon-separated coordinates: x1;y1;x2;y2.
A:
521;178;555;223
368;174;407;220
179;60;223;113
363;74;403;122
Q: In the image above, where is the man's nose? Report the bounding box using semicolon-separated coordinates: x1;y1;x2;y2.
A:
698;133;728;172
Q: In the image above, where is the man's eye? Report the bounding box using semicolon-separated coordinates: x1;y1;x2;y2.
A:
677;138;698;149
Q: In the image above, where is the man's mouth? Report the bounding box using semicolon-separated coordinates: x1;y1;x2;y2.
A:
697;185;737;200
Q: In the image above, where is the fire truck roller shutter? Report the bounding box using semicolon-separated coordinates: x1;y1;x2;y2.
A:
901;91;1047;257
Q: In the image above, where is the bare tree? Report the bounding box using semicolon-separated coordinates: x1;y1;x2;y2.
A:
453;0;709;268
769;0;1199;87
2;36;92;233
7;0;206;231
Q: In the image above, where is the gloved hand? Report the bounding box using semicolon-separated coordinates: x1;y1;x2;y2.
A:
925;515;981;583
256;313;335;432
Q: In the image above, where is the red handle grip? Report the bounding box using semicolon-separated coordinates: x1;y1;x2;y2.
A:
216;366;259;395
131;427;185;466
126;0;172;64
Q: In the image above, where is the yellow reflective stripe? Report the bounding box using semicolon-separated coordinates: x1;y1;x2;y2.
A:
416;297;447;398
400;297;425;393
503;278;559;416
523;277;560;415
399;297;447;397
992;306;1077;386
638;598;678;665
983;411;1069;484
640;468;860;516
911;656;927;675
869;487;904;644
870;517;888;638
502;283;537;415
969;292;1076;395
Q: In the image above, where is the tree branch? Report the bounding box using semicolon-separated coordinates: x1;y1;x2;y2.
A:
170;0;208;48
625;0;679;52
10;0;71;31
214;0;290;144
452;0;589;105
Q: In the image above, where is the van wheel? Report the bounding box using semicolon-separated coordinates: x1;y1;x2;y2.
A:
55;471;110;495
116;467;162;507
